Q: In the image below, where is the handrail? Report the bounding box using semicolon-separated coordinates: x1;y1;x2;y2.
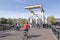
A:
48;25;60;40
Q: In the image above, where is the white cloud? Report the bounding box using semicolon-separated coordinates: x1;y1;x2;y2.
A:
0;0;29;12
0;0;30;19
0;11;29;19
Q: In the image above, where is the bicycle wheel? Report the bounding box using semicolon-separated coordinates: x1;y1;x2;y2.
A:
22;31;28;40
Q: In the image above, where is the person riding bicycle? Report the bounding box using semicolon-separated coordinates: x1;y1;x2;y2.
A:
24;22;29;32
23;22;29;40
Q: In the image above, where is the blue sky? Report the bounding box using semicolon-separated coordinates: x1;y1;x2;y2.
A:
0;0;60;19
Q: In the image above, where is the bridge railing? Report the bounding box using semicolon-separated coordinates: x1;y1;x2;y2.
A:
48;25;60;40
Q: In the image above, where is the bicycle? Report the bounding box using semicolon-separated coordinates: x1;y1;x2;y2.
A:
22;31;28;40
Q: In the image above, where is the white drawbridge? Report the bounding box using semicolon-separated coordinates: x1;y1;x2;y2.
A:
24;4;45;27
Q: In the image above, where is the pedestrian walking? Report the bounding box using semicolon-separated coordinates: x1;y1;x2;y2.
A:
14;23;17;30
17;24;20;31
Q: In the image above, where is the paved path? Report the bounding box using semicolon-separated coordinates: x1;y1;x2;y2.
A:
0;28;56;40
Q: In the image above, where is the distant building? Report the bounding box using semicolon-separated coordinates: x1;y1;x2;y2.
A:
55;18;60;25
56;18;60;22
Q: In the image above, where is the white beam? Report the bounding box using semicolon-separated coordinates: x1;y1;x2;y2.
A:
24;4;42;9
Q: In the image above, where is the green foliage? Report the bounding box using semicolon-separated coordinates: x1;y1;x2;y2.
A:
0;18;26;25
1;18;7;24
1;18;12;24
12;19;17;24
7;18;13;24
21;19;25;25
47;16;56;24
28;17;30;22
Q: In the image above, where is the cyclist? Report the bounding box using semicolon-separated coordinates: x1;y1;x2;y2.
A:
23;22;29;39
24;22;29;32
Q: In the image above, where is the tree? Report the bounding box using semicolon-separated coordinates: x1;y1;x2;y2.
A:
47;16;56;24
1;18;7;24
12;19;17;24
18;18;21;24
21;19;25;25
7;18;12;24
28;17;30;23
